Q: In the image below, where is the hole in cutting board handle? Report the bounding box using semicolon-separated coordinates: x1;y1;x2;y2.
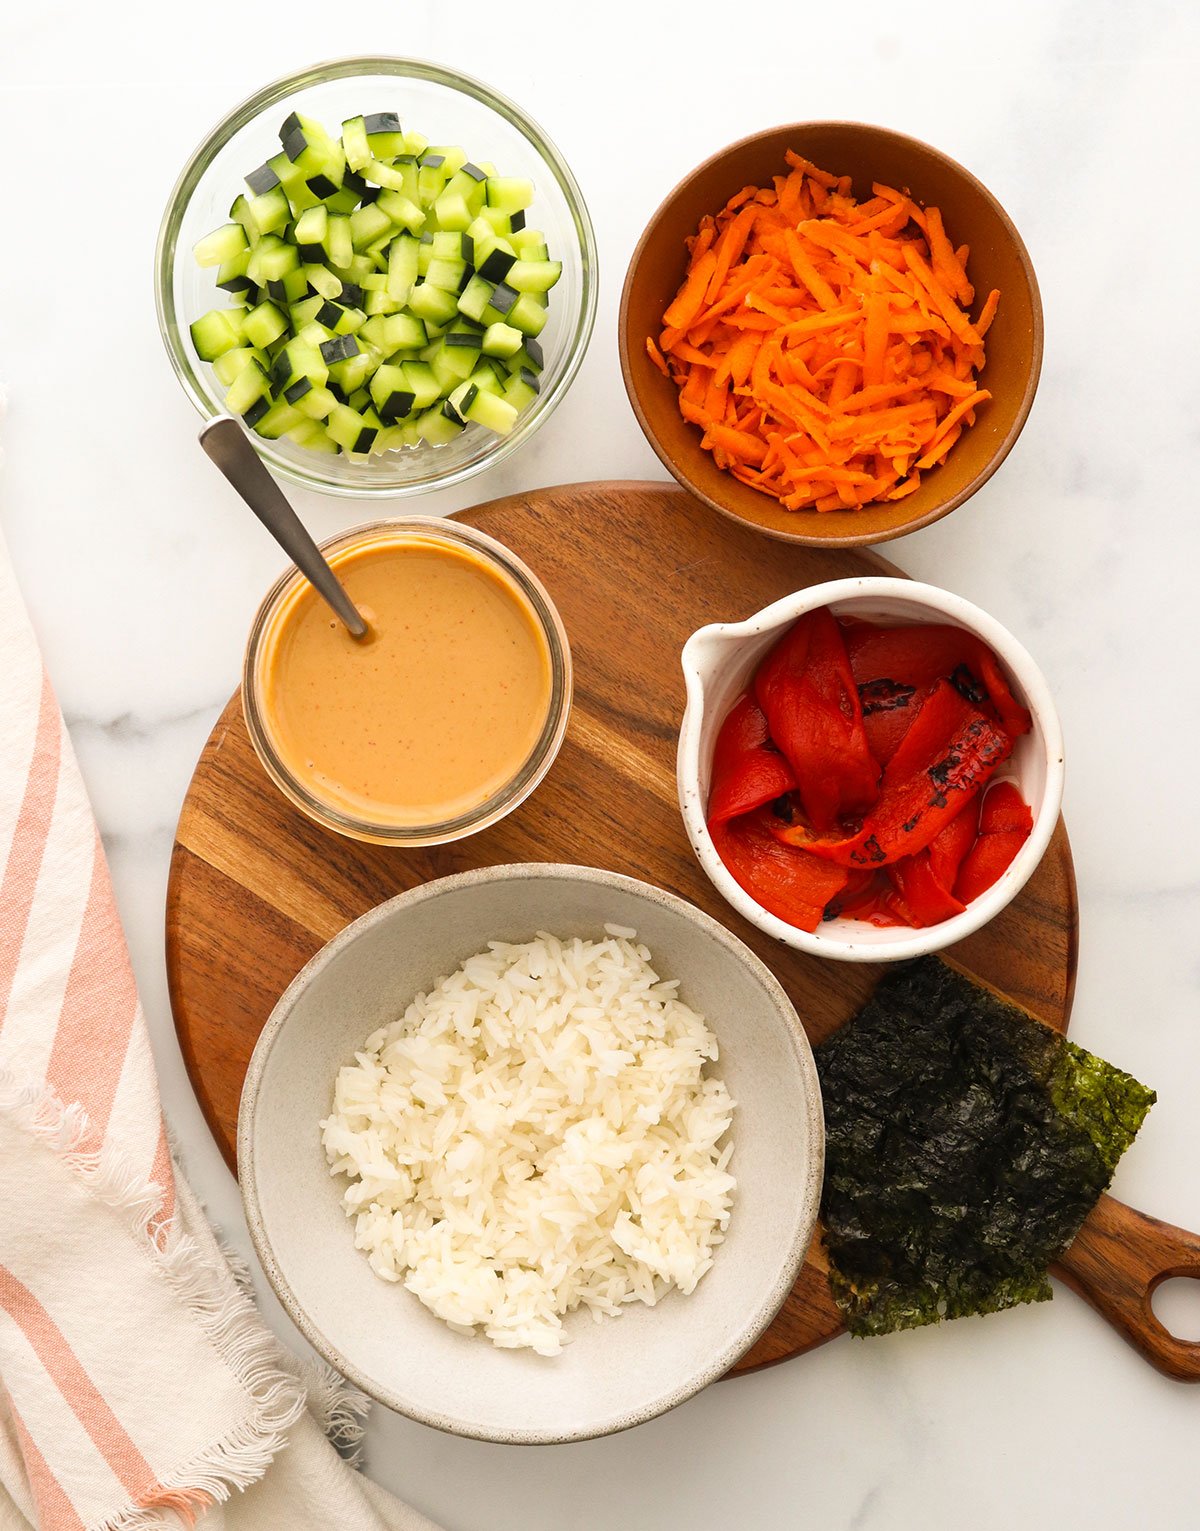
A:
1151;1276;1200;1343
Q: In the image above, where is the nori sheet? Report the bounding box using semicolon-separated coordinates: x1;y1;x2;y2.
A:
815;958;1156;1337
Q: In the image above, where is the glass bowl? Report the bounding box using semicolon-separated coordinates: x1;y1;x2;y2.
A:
243;518;572;845
156;58;597;497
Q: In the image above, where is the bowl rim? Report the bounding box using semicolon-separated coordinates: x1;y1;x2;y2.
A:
618;119;1044;548
677;576;1066;962
155;54;598;498
237;861;825;1443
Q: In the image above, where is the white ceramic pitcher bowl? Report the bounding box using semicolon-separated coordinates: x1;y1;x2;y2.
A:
677;577;1065;963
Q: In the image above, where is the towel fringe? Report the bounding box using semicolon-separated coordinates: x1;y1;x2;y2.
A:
0;1073;323;1530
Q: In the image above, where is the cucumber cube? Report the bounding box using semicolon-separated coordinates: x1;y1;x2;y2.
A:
193;222;249;268
243;301;288;349
190;308;244;361
433;190;472;231
254;400;306;439
408;282;460;325
457;275;495;324
481;322;523;358
507;292;548;337
400;361;441;410
417;404;463;445
246;185;291;239
369;363;416;420
506;259;562;294
213;346;265;386
486;177;534;215
387;235;420;303
324;214;353;270
350;202;393;251
464;387;519;436
382;313;427;351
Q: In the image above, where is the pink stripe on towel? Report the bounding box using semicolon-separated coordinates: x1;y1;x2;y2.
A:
0;673;62;1026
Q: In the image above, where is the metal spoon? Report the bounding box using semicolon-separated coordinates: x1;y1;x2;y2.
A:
199;415;369;639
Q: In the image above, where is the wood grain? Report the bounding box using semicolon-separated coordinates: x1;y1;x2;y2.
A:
167;479;1079;1375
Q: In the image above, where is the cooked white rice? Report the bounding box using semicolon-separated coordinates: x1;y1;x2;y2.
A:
320;926;736;1356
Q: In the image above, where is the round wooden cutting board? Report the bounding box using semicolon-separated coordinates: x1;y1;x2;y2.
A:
167;480;1078;1375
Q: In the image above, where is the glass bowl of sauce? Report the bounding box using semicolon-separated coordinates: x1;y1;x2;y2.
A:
243;519;571;845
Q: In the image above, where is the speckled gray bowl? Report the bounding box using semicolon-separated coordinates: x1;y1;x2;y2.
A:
238;863;823;1444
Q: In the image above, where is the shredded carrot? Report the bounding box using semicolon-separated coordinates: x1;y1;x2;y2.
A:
655;153;1000;512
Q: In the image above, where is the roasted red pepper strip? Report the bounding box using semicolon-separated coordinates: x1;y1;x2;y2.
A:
889;851;967;927
707;692;797;826
855;676;928;766
977;780;1034;835
753;608;879;834
926;791;981;893
768;813;873;861
708;806;849;932
841;619;1032;743
823;868;886;920
803;680;1013;867
954;782;1033;902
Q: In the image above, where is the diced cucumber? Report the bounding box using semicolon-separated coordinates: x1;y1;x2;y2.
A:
503;368;540;411
381;312;427;351
350;202;393;250
417;404;464;445
305;264;344;300
364;111;405;158
369;363;416;420
506;259;562;294
483;281;520;322
408;281;460;325
341;116;371;170
243;300;288;349
255;400;306;438
476;246;516;284
386;234;420;303
293;205;327;260
486;177;534;215
400;361;441;410
424;145;467;175
295;384;339;420
226;362;270;416
482;322;523;358
191;108;557;456
327;348;374;394
433;190;473;231
517;336;545;373
424;257;467;292
194;222;249;268
327;401;382;454
190;308;244;361
213;346;266;386
457;274;495;324
444;381;477;423
375;188;425;232
245;185;290;239
507;292;548;336
464;386;518;435
287;418;340;454
215;246;253;291
324;214;353;270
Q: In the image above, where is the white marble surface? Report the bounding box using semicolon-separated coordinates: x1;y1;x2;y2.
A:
4;3;1200;1526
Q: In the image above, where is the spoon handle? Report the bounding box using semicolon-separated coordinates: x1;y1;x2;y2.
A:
199;416;368;639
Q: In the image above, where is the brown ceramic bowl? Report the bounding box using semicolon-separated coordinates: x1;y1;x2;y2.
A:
619;122;1043;548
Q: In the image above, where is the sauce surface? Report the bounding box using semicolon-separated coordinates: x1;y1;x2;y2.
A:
260;534;553;827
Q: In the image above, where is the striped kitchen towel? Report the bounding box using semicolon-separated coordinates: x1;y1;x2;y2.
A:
0;517;443;1530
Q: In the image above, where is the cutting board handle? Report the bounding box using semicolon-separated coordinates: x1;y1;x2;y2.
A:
1054;1193;1200;1381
